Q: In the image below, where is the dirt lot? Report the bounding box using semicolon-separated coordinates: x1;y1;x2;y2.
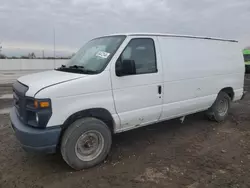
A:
1;76;250;188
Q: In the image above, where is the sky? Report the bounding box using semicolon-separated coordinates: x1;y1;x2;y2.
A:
0;0;250;57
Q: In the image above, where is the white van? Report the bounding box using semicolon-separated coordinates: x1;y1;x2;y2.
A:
10;33;245;170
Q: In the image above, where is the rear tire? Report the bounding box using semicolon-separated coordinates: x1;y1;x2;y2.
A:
61;117;112;170
206;92;231;122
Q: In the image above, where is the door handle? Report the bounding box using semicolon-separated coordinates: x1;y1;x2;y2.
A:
158;85;162;94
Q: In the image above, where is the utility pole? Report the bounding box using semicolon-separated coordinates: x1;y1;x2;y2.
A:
53;27;56;67
42;50;44;59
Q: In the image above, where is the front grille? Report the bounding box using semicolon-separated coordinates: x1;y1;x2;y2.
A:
13;81;29;123
13;91;20;117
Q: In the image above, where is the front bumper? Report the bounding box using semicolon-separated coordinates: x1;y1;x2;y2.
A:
10;108;61;153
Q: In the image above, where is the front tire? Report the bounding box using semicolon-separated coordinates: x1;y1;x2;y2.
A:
61;117;112;170
206;92;231;122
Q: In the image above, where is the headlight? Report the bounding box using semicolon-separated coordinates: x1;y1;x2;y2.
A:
26;98;52;128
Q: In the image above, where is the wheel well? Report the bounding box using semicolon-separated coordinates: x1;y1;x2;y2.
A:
220;87;234;100
61;108;114;134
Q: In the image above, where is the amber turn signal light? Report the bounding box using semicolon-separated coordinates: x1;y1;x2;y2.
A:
34;100;50;108
40;101;50;108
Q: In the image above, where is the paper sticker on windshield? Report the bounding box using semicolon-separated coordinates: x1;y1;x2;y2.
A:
96;51;110;59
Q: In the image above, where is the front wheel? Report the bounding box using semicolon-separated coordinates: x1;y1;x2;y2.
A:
61;117;112;170
206;92;231;122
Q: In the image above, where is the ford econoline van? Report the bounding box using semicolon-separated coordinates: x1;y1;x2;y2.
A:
10;33;245;170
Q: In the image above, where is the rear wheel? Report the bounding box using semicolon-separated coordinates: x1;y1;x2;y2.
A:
61;117;112;170
206;92;231;122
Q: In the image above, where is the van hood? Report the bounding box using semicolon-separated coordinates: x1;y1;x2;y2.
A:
18;70;88;97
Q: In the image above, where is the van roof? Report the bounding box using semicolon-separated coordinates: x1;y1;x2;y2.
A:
104;33;238;43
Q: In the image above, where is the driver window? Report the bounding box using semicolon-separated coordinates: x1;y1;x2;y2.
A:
117;38;157;75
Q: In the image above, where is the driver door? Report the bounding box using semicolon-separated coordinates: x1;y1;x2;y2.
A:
110;36;163;131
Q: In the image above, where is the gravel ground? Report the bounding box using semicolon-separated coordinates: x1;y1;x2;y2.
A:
0;76;250;188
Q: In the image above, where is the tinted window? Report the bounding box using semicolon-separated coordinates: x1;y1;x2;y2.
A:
117;38;157;75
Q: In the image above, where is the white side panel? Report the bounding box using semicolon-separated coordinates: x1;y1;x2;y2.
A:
46;90;116;127
158;36;244;119
159;37;244;81
161;94;216;120
117;105;162;129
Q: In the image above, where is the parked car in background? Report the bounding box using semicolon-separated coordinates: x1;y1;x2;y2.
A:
10;33;245;170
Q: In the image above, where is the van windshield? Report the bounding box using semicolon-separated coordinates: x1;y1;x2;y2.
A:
57;35;126;74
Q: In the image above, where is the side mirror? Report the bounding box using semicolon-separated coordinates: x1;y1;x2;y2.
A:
116;59;136;76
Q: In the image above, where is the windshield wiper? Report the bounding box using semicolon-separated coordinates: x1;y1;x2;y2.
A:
69;65;85;69
69;65;97;74
56;64;67;70
56;65;97;74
